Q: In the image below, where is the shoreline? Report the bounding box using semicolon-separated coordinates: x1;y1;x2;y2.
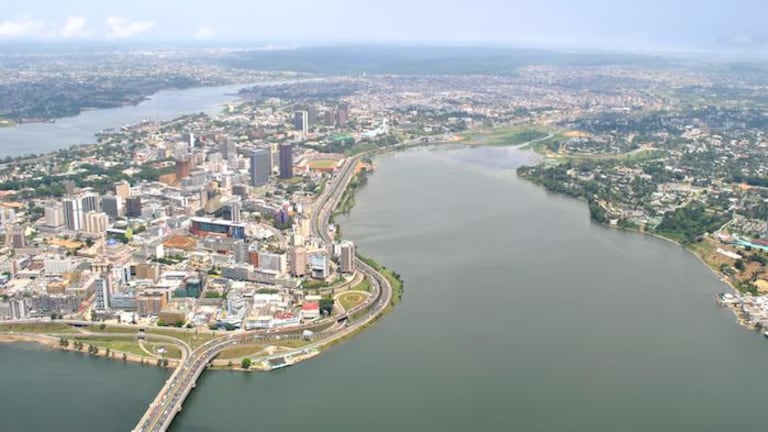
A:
0;333;178;369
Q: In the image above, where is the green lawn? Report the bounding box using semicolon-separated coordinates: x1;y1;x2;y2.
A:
215;344;266;360
338;292;369;311
463;126;552;147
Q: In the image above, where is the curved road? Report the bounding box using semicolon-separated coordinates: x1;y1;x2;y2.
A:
132;155;393;432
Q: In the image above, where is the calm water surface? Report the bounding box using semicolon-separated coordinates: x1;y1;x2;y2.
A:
171;146;768;432
0;82;260;157
1;145;766;432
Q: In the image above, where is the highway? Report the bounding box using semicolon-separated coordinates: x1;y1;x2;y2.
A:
131;154;393;432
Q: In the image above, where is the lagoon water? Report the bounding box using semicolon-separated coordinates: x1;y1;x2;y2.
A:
0;83;250;158
2;145;767;431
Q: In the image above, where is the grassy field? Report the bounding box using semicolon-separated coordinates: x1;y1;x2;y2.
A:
215;344;266;360
144;342;183;359
338;292;369;311
462;126;552;147
351;277;372;292
309;159;338;170
70;337;148;357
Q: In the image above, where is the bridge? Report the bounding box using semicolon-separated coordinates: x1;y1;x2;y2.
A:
132;155;393;432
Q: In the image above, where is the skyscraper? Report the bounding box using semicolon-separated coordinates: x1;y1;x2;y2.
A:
114;180;131;200
44;203;64;228
290;247;307;277
221;136;237;168
80;193;100;214
340;241;356;273
336;103;350;127
176;157;192;181
250;148;271;186
63;197;83;231
294;110;309;134
126;197;142;218
279;143;293;179
230;201;242;223
101;194;122;220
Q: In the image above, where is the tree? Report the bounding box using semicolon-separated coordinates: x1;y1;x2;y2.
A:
241;357;252;369
735;259;746;271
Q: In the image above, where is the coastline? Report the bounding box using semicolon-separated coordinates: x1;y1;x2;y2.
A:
0;333;178;369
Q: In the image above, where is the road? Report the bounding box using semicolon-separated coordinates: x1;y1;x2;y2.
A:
131;153;394;432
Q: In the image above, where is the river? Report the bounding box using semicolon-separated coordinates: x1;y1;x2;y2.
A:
2;145;768;431
0;82;255;158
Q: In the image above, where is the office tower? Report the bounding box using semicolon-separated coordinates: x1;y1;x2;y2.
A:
94;278;111;311
44;203;64;228
84;211;109;234
307;105;317;126
176;157;192;181
230;201;241;223
80;193;100;213
63;197;83;231
221;137;237;167
126;197;142;218
279;143;293;179
294;110;309;134
336;103;349;127
233;240;248;264
101;194;122;220
114;180;131;200
290;247;307;277
340;241;356;273
250;148;271;186
6;224;25;249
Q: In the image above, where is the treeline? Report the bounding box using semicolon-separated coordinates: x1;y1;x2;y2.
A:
655;203;728;243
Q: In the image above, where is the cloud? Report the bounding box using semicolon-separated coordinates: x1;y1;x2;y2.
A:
0;15;45;38
196;26;215;39
59;16;89;38
105;16;155;38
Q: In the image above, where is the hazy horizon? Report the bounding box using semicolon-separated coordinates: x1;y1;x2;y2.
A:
1;0;767;54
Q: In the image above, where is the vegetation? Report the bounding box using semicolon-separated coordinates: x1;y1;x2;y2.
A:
240;357;252;369
655;203;729;244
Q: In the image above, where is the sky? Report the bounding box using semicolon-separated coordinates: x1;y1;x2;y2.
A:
1;0;767;53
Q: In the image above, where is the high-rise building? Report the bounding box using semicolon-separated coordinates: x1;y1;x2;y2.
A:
84;211;109;234
325;110;335;126
44;203;64;228
176;157;192;181
250;148;271;186
10;299;27;320
290;247;307;277
6;224;25;249
233;240;248;264
230;201;241;223
114;180;131;200
258;251;287;273
101;194;122;220
126;197;142;218
294;110;309;134
336;103;349;127
279;143;293;179
340;241;356;273
81;193;100;213
94;278;111;311
62;197;83;231
221;137;237;168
